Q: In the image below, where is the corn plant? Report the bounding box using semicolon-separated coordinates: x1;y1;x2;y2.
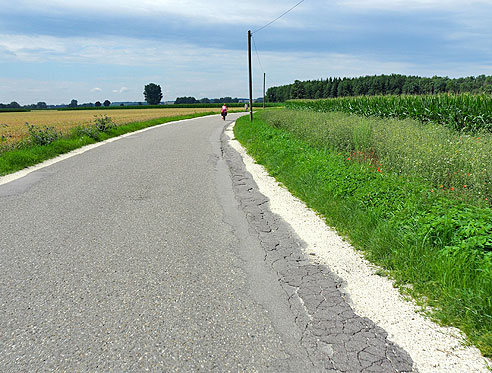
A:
287;94;492;133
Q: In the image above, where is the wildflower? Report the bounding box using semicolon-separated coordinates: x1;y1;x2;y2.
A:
440;185;443;188
347;157;351;160
477;137;481;140
450;187;454;191
431;189;434;193
377;167;381;172
368;165;371;168
464;185;467;188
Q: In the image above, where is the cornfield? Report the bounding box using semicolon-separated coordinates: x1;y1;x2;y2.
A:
286;94;492;133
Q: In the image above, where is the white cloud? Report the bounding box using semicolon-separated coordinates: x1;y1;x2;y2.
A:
0;34;69;62
0;33;250;74
112;87;129;93
5;0;299;27
91;87;102;92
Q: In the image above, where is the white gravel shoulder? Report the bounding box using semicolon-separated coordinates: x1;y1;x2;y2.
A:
226;124;491;373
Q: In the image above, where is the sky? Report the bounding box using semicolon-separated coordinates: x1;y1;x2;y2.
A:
0;0;491;105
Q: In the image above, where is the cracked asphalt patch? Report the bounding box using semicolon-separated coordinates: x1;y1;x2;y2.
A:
221;128;415;372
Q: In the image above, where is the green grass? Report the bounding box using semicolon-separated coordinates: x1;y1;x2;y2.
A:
261;109;491;204
234;110;492;357
0;111;215;176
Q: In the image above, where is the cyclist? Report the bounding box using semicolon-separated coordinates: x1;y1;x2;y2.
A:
221;104;227;120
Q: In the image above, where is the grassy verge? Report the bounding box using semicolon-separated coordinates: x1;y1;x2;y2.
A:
260;109;491;204
234;110;492;357
0;111;215;176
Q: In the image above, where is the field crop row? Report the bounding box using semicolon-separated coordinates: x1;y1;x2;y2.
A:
287;94;492;133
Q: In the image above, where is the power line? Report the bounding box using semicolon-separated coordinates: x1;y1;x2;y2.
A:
252;35;281;88
252;0;306;34
251;35;264;73
251;35;280;86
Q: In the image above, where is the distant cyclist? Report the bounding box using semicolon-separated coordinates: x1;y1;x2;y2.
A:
221;104;228;120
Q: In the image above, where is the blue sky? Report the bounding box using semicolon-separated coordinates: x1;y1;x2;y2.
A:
1;0;491;105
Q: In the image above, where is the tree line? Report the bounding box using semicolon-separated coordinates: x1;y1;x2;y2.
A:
0;82;162;110
174;96;242;104
2;82;245;109
266;74;492;102
0;99;112;110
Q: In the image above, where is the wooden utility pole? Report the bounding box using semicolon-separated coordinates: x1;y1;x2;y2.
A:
248;30;253;121
263;72;266;109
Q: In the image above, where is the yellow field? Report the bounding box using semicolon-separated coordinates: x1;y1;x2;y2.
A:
0;107;240;143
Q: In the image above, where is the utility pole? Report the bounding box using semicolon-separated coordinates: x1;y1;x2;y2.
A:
263;72;266;109
248;30;253;122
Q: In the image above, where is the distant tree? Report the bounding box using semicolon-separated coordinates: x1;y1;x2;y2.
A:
143;83;163;105
9;101;21;108
175;96;198;104
120;103;124;106
199;98;210;104
218;96;236;103
95;101;102;107
68;99;78;108
36;102;47;109
291;80;306;99
103;100;111;107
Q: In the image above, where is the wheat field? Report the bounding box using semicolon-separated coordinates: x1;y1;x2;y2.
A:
0;107;236;143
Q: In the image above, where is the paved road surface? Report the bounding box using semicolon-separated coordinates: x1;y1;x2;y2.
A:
0;113;414;371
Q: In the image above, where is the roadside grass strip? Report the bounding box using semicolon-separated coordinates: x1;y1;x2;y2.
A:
260;109;491;205
0;112;215;176
234;111;492;357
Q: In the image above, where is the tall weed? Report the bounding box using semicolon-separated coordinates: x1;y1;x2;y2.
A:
261;109;491;204
25;123;61;146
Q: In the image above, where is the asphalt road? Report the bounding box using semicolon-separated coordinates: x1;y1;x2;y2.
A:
0;113;414;371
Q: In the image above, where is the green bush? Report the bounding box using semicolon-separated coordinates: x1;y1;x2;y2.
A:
94;115;116;132
25;123;61;146
74;125;100;140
